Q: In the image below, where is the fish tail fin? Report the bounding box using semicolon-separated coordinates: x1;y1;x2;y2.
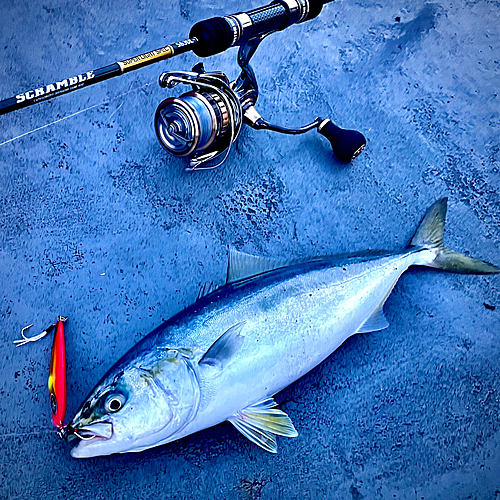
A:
409;198;500;274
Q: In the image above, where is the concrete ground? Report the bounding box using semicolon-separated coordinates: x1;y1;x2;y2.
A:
1;0;499;498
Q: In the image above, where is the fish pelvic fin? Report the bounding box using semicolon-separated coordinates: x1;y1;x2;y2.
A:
228;398;298;454
409;198;500;275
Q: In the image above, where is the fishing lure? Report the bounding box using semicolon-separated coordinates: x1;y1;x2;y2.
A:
48;318;67;430
15;317;68;433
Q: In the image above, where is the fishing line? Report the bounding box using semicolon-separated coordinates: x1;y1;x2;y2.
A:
0;81;154;148
0;430;56;440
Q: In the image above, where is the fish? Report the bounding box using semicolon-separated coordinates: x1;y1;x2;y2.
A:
68;199;499;458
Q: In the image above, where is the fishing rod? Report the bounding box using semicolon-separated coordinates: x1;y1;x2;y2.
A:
0;0;366;169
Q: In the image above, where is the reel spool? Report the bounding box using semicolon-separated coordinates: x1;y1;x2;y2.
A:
155;39;366;170
155;69;243;170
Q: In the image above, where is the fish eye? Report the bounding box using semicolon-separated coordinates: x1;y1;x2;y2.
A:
104;393;126;413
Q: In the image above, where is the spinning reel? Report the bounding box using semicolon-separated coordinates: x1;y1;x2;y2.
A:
155;36;366;170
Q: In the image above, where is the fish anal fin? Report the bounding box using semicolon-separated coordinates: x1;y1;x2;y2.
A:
228;398;298;453
356;307;389;334
199;322;245;369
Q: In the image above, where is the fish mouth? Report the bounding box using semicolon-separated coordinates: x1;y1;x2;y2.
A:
72;421;113;440
68;421;114;457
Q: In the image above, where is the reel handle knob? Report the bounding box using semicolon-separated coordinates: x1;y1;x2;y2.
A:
318;119;366;162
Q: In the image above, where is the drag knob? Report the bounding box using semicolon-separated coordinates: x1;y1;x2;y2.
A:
318;119;366;162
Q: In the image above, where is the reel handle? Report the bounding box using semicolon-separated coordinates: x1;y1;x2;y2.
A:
318;119;366;162
247;110;366;163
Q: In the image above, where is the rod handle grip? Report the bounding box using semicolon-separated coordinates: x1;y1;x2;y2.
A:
190;0;326;57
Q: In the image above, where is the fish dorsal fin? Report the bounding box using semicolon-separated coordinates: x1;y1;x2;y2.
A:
197;281;218;300
226;249;297;284
356;307;389;334
228;398;298;453
199;322;245;369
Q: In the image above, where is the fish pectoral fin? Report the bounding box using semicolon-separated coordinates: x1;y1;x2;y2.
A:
199;322;245;369
356;307;390;334
228;398;298;453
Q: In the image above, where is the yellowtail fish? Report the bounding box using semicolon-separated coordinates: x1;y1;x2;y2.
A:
67;199;499;458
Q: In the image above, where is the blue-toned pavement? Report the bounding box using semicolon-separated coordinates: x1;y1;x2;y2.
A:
0;1;499;499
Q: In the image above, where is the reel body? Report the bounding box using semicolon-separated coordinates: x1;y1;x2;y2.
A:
155;37;366;170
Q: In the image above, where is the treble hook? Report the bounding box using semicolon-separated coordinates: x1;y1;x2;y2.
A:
14;317;67;347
